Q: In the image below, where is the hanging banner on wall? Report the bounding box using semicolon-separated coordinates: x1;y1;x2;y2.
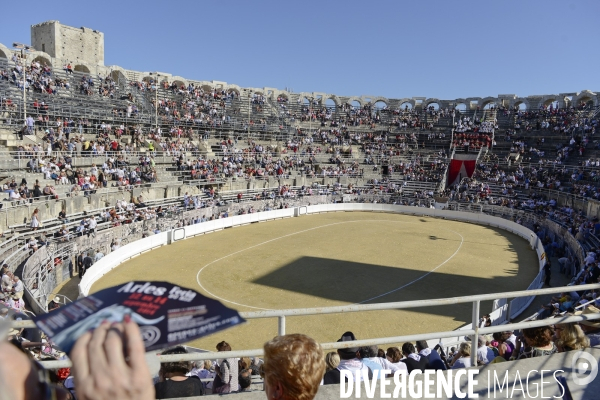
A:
446;153;479;187
33;281;245;353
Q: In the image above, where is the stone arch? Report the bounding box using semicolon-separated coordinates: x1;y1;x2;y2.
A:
399;101;414;110
325;98;337;110
454;102;467;112
514;99;529;110
172;80;186;89
424;98;441;110
542;97;559;108
573;91;597;108
74;64;90;73
32;55;52;68
227;88;240;97
373;100;388;110
277;92;289;103
425;100;440;110
347;97;362;108
201;84;213;92
110;70;127;85
0;43;10;60
481;97;497;110
170;77;188;88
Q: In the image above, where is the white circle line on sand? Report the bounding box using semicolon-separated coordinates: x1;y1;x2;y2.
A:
195;219;464;310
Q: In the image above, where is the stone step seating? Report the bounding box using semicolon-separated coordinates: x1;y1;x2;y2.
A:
364;179;438;195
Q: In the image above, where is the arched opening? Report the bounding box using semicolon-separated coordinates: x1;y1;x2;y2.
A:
74;65;90;73
111;70;127;86
227;88;240;97
32;56;51;68
351;100;361;109
426;102;440;111
201;84;213;93
515;102;527;111
374;100;388;110
172;80;185;89
578;96;594;108
0;49;7;59
483;102;496;110
302;97;311;107
455;103;467;112
564;96;573;107
277;93;289;103
543;99;559;109
400;102;413;110
325;98;336;110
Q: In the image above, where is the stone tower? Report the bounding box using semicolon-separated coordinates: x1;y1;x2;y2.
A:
31;20;104;66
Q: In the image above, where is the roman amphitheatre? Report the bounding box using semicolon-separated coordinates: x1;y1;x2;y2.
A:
91;211;538;350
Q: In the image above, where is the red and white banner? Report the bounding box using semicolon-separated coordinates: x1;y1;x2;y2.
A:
446;153;478;187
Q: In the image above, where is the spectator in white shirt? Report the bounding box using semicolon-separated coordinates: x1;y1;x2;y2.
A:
12;276;24;299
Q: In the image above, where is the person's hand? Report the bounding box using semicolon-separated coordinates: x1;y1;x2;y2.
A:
70;317;154;400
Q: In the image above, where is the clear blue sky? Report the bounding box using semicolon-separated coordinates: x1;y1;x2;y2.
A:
1;1;598;100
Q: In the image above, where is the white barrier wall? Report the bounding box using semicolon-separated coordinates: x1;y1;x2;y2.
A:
80;204;545;326
79;208;296;295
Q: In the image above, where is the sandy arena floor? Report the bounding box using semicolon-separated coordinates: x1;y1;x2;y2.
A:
91;211;539;351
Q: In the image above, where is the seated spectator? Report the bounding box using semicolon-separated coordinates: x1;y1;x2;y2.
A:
576;306;600;346
48;296;61;311
154;346;203;398
323;331;371;384
238;369;253;392
515;326;557;359
401;342;429;372
188;360;214;391
324;351;340;372
416;340;447;370
554;321;589;352
385;347;408;372
474;336;495;366
213;341;238;393
262;334;325;400
11;276;24;299
449;342;472;369
492;331;514;361
360;345;406;374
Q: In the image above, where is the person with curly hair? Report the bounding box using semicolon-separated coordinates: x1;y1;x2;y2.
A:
324;351;340;372
261;333;325;400
515;326;557;359
554;322;589;352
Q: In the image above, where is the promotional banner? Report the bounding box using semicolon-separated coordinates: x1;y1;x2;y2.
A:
33;281;245;353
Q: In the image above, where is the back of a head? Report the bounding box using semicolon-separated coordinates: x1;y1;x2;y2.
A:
263;334;325;400
402;342;416;355
459;342;471;357
359;345;378;359
415;340;428;352
160;345;191;375
238;369;252;390
386;347;402;363
216;340;232;352
325;351;340;371
478;336;487;347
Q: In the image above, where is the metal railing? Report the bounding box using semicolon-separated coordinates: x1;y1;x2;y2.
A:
12;283;600;369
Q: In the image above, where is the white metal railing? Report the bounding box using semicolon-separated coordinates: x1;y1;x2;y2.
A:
13;283;600;370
